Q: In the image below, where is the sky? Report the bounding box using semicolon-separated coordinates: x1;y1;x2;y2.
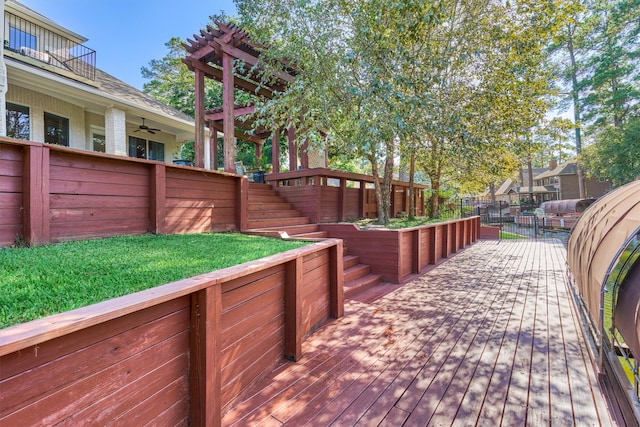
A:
18;0;237;90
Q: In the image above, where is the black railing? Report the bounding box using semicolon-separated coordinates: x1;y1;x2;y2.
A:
4;12;96;80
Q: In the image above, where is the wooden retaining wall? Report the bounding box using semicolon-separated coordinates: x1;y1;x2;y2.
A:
0;138;245;247
319;216;480;283
0;239;343;426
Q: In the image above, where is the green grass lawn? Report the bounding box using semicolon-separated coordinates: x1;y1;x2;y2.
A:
500;230;527;239
0;233;309;328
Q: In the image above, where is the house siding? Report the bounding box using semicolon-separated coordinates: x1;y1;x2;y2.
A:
7;85;84;148
6;86;181;162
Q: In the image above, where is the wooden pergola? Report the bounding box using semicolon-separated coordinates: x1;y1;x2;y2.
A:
183;22;307;172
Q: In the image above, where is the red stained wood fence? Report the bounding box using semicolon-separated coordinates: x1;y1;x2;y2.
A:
319;216;480;283
0;239;343;426
0;138;247;247
266;168;428;223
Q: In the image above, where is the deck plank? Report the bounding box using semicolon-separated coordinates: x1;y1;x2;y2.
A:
222;240;615;426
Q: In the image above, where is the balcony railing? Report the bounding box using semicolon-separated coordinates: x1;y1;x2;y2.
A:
4;11;96;80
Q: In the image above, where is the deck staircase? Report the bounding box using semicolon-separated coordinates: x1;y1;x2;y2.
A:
247;182;382;299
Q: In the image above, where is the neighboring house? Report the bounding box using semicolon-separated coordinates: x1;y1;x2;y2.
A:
1;0;197;164
492;159;611;205
494;166;549;205
533;159;610;200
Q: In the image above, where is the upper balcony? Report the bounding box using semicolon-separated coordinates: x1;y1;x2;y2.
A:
4;11;96;81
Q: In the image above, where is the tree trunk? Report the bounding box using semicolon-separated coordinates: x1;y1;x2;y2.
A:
430;176;441;219
408;150;416;219
567;28;585;199
489;182;496;206
527;156;534;204
380;142;395;223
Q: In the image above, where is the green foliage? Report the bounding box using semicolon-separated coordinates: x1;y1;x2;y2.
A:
550;0;639;187
141;14;257;118
0;234;308;328
141;37;222;117
583;116;640;186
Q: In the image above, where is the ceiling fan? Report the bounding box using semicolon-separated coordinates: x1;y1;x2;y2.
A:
134;118;161;135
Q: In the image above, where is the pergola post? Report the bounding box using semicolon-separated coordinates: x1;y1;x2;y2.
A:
272;128;280;173
194;68;205;168
288;127;297;172
210;128;218;171
222;52;235;173
255;144;262;169
300;138;309;169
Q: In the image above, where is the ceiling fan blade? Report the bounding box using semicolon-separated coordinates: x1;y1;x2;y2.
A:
148;130;156;135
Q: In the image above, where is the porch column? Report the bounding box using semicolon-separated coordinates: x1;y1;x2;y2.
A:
288;127;297;171
194;68;205;168
105;107;127;156
222;52;235;173
272;128;280;173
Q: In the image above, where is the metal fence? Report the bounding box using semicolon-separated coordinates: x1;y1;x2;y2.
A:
452;198;572;243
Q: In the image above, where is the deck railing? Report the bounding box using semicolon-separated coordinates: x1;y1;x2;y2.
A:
266;168;429;222
4;11;96;80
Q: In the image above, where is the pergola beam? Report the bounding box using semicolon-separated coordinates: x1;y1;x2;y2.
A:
205;105;256;121
185;22;297;173
209;121;265;145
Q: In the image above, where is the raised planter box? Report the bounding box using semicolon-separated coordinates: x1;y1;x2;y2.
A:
0;239;343;426
319;216;480;283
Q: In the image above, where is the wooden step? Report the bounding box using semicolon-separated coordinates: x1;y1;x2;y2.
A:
248;182;272;189
248;182;273;191
344;274;382;299
248;224;321;237
348;282;400;304
344;264;371;283
248;209;304;219
249;194;289;203
248;202;294;211
292;231;329;239
343;255;360;270
247;216;311;229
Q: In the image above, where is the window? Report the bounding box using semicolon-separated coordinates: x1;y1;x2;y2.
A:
92;133;105;153
6;103;30;140
8;26;36;51
44;113;69;146
128;136;164;161
148;141;165;161
128;136;146;159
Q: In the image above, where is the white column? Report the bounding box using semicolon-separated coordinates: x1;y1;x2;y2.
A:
105;107;126;156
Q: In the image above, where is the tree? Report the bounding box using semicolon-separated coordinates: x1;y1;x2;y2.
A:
550;0;640;192
580;0;640;130
583;116;640;186
142;37;223;118
238;0;451;224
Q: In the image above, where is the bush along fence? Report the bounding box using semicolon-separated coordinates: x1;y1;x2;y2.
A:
0;138;248;247
0;239;344;426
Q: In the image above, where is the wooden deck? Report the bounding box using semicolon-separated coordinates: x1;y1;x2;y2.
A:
222;239;615;426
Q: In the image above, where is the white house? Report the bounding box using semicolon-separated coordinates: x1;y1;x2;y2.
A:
1;0;198;164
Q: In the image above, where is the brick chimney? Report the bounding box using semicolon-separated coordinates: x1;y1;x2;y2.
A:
549;159;558;170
